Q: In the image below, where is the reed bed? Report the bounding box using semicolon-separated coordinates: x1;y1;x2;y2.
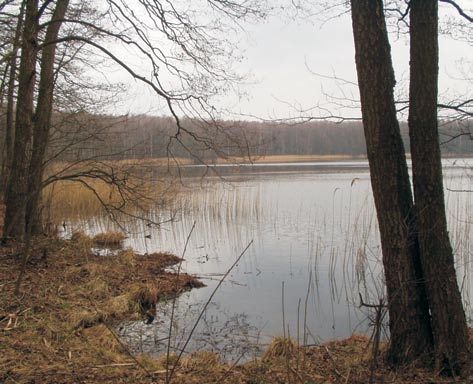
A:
37;158;473;369
42;160;178;224
249;154;363;163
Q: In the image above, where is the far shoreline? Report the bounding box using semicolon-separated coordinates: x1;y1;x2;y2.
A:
64;153;473;170
174;153;472;166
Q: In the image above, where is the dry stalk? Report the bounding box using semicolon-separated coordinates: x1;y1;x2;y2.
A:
166;239;254;384
165;221;196;384
88;299;154;379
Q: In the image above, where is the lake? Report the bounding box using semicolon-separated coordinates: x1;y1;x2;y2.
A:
68;158;473;362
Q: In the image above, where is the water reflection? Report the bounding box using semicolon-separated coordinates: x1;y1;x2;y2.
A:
66;159;473;362
119;300;264;362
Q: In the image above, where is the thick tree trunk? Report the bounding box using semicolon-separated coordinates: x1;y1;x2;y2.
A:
350;0;433;364
408;0;469;374
27;0;69;235
3;0;39;240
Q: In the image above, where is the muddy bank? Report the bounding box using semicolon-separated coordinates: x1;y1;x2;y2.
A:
1;236;472;383
0;236;203;383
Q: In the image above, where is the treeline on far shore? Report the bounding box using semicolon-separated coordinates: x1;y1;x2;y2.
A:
20;113;473;163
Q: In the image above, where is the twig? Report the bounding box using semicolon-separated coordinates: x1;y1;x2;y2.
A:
282;281;286;340
323;345;348;381
166;221;196;384
290;366;304;383
88;300;153;379
439;0;473;22
216;352;244;383
167;240;254;384
94;363;136;368
359;293;386;384
282;281;292;384
106;325;152;377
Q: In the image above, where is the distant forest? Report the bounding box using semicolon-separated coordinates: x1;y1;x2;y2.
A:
45;113;473;162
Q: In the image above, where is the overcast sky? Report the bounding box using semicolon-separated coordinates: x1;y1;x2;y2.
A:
117;2;473;121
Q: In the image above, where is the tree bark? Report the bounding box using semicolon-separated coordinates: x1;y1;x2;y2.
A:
1;3;25;199
350;0;433;364
3;0;39;240
27;0;69;235
408;0;469;374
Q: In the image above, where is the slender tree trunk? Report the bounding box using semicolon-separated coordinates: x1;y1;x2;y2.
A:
1;3;26;199
27;0;69;235
408;0;469;374
350;0;433;364
0;64;9;191
3;0;39;240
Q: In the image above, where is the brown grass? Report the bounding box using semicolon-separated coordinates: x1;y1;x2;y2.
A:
110;157;194;167
225;153;365;164
93;231;126;246
1;237;472;383
42;160;180;224
261;337;298;361
0;238;203;383
70;230;94;254
44;177;154;221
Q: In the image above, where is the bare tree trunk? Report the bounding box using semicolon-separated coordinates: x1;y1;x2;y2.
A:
4;0;39;240
27;0;69;235
350;0;433;365
408;0;469;374
1;3;25;199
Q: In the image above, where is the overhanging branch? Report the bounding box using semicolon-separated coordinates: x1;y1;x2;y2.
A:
440;0;473;23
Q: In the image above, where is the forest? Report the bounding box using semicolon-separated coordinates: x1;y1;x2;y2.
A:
14;111;473;163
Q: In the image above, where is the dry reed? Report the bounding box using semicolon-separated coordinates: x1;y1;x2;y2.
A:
42;159;178;224
248;154;363;164
93;231;126;246
262;337;298;361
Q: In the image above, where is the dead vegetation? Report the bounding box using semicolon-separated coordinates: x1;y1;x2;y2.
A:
0;236;202;383
1;236;472;383
92;231;127;246
41;160;180;224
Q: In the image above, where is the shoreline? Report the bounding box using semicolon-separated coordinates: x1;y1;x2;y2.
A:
1;236;471;383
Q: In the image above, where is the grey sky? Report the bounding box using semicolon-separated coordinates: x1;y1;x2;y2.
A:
118;2;473;121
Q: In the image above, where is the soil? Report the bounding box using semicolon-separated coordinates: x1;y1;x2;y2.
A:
1;236;472;383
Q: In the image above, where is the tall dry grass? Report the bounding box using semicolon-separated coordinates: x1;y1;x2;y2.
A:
42;159;179;223
41;155;359;224
250;154;364;163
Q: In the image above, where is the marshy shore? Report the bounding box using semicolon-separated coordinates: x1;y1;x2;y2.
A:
1;234;471;383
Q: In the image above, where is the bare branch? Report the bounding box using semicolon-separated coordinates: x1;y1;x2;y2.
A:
440;0;473;23
438;99;473;117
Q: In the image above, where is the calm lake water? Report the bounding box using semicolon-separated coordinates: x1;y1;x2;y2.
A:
69;158;473;362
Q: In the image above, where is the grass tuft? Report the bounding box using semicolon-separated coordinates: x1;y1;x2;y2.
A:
180;351;221;372
93;231;126;246
262;337;298;361
69;309;105;329
131;283;160;322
